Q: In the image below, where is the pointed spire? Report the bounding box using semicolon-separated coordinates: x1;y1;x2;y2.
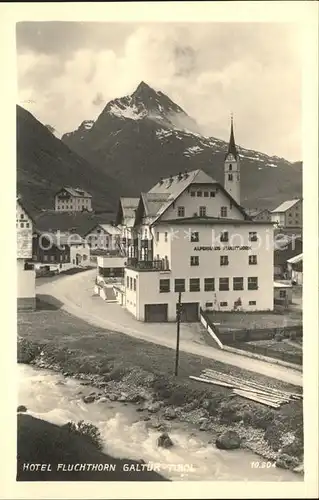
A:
227;113;238;159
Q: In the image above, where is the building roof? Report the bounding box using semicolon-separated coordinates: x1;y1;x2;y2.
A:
271;199;300;213
226;115;238;160
34;211;114;236
85;223;121;236
146;169;250;226
287;253;303;264
115;197;140;227
245;208;271;217
273;281;293;289
34;231;86;247
55;187;92;198
152;216;273;226
16;196;35;224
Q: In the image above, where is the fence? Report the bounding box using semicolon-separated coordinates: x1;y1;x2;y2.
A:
217;324;303;344
228;342;303;365
199;308;224;349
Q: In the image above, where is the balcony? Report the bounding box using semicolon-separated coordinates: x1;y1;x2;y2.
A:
126;258;170;272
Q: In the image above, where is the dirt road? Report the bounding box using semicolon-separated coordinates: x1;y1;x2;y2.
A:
36;270;302;387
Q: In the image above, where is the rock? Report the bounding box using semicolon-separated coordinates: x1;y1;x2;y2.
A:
275;453;300;470
108;393;118;401
157;432;174;449
98;396;108;403
163;408;177;420
147;402;162;413
143;416;151;421
136;407;145;412
17;405;27;413
199;421;211;432
293;463;304;474
215;430;241;450
82;395;96;404
118;392;129;402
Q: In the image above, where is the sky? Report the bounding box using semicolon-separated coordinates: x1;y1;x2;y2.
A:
16;22;302;161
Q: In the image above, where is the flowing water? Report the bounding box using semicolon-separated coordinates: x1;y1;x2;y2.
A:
18;364;300;482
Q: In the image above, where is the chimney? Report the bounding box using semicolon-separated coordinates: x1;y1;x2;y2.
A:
159;177;164;185
178;172;183;181
184;171;189;179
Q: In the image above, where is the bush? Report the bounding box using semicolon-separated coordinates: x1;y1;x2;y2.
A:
17;338;41;364
108;365;129;381
281;438;303;460
218;402;243;424
62;420;103;451
264;422;285;451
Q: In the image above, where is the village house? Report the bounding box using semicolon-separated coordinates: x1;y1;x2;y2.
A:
273;235;302;279
32;231;90;271
84;223;121;251
245;208;272;222
115;118;275;322
115;197;140;256
16;197;36;310
54;187;93;212
271;199;302;229
287;253;303;285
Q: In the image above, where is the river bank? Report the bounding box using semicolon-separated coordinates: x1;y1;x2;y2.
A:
18;333;304;475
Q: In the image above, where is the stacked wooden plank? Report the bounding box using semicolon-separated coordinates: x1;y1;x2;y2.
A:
189;368;303;409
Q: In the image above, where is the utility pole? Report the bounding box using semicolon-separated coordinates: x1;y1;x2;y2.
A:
175;291;182;376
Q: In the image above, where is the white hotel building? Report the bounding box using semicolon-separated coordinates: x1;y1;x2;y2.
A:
115;120;274;322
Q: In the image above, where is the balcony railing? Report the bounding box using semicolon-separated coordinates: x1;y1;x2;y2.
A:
126;258;169;271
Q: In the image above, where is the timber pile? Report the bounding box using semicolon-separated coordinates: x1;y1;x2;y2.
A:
189;369;303;409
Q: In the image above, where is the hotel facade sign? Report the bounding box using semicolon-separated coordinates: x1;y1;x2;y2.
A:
194;246;252;251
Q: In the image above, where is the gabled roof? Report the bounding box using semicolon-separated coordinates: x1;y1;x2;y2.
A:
33;231;86;247
16;196;35;224
85;223;121;237
271;199;301;213
146;169;250;226
115;197;139;227
245;208;271;217
55;187;92;198
287;253;303;264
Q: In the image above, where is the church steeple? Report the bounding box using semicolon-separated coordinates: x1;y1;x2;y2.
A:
226;113;238;159
224;114;240;205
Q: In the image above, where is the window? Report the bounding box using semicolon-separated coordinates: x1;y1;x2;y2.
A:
220;255;229;266
64;254;68;262
189;278;200;292
210;191;215;197
190;256;199;266
26;223;30;228
156;232;159;242
133;278;136;291
248;277;258;290
204;278;215;291
197;191;202;197
178;206;185;217
279;290;286;298
159;279;170;293
199;206;206;217
191;231;199;242
190;191;195;197
206;302;213;308
228;174;233;181
174;279;185;292
219;278;229;291
127;276;129;288
249;255;257;265
233;277;244;290
229;164;232;171
220;302;228;307
249;301;256;306
249;232;258;242
50;255;55;262
60;255;63;262
130;277;133;290
20;222;24;228
204;191;209;198
20;214;24;219
164;232;168;242
220;231;229;242
43;255;48;262
221;206;227;217
72;259;75;264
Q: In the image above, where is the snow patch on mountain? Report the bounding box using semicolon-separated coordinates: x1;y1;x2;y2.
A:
184;145;203;155
267;163;278;168
83;120;94;130
109;103;147;121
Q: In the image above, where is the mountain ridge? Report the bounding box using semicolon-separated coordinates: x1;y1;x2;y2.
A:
62;82;302;209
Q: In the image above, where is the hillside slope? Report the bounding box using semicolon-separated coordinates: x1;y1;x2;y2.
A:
17;105;122;214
